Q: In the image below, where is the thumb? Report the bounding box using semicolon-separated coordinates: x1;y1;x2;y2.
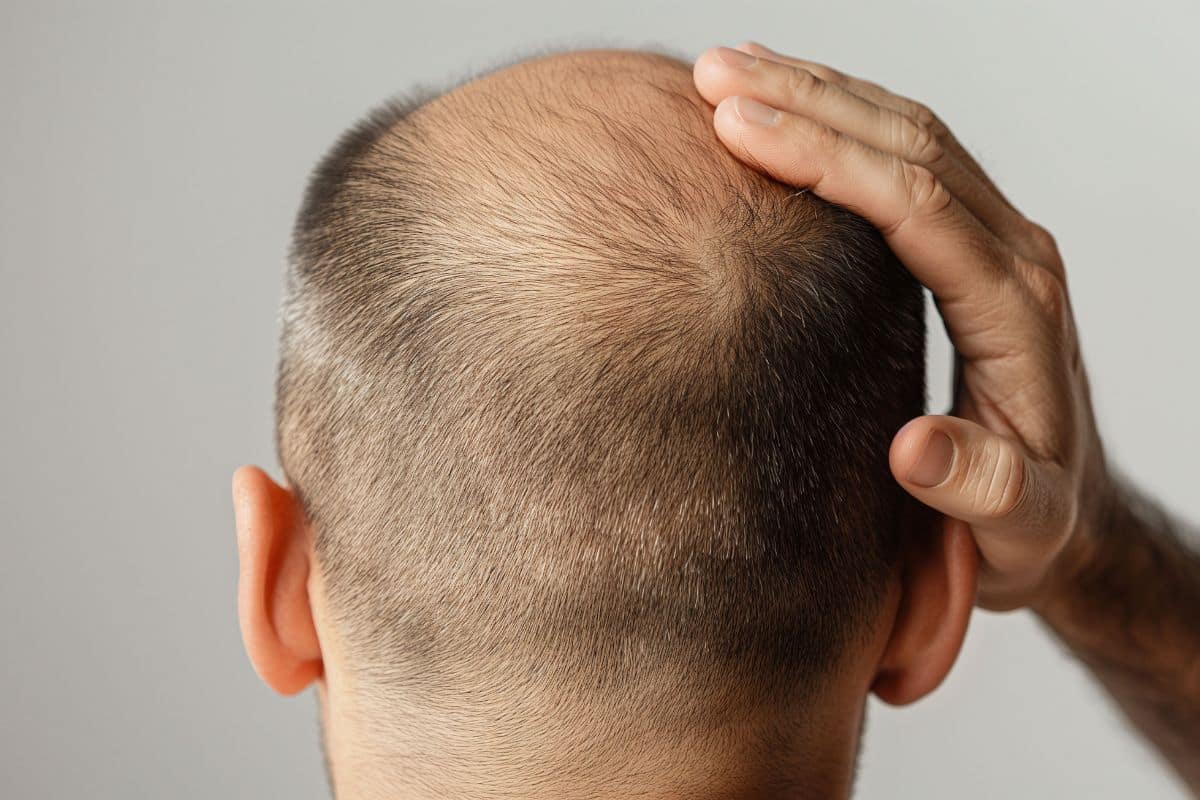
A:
889;415;1068;538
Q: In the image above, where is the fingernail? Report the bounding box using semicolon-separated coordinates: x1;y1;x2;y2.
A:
733;96;779;126
907;430;954;487
716;46;757;69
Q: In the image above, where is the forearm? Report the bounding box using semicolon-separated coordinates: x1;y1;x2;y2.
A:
1035;480;1200;793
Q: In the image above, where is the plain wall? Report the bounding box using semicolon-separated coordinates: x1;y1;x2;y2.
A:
2;1;1197;797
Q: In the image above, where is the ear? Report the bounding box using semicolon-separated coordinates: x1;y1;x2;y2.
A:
232;465;323;695
871;515;978;705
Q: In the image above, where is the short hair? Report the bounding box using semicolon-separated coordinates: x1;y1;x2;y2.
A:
277;50;924;744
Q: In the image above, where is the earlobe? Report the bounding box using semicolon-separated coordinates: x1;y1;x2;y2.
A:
871;516;978;706
233;465;323;696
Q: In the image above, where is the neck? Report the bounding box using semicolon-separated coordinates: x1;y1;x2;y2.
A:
318;682;866;800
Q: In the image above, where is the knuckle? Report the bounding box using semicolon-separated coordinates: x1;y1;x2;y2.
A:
899;119;944;166
1026;222;1060;259
801;61;845;85
785;67;821;99
907;101;955;144
1023;264;1072;331
902;162;952;218
968;438;1027;520
911;102;939;129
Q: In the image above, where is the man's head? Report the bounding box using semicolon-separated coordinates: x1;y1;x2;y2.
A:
233;49;977;799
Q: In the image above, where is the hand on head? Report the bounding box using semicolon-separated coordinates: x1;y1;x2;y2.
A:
694;43;1110;611
227;48;1200;796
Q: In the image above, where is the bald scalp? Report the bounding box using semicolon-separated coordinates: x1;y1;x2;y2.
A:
277;50;925;748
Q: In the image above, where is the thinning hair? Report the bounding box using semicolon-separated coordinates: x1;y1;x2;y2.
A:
277;50;924;764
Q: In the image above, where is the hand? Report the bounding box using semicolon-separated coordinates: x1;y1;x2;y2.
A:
693;43;1113;610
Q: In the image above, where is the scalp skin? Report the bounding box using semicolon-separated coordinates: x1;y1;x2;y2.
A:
278;49;926;797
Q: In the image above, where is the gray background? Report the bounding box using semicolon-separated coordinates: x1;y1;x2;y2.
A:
2;1;1197;797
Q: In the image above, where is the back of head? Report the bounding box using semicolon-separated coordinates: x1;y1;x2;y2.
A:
278;50;925;793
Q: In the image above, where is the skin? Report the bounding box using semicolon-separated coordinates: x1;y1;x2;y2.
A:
233;51;978;799
693;42;1200;793
234;460;976;799
231;46;1200;797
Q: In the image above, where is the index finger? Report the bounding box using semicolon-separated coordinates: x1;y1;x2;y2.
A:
734;42;1019;214
711;95;1024;360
